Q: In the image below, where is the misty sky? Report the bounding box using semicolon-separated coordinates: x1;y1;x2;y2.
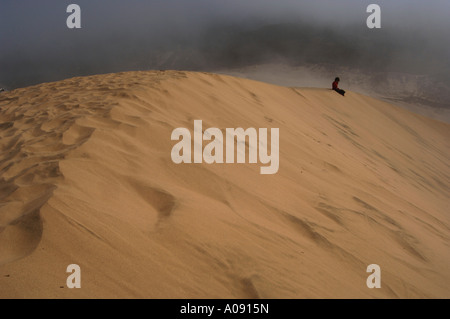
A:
1;0;450;89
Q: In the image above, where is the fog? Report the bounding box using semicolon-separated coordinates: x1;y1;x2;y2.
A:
1;0;449;92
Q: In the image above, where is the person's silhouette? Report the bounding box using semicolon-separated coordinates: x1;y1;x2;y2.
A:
332;77;345;96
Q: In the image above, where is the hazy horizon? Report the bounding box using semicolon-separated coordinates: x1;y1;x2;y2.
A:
1;0;449;91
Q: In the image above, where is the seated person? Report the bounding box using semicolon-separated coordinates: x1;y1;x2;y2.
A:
332;77;345;96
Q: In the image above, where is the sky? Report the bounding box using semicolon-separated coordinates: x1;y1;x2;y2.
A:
1;0;449;89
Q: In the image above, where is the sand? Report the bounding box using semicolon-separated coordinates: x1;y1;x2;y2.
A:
0;70;449;298
218;63;450;124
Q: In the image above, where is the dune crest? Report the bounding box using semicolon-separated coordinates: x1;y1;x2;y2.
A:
0;71;449;298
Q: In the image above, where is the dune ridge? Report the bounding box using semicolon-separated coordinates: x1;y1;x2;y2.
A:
0;70;449;298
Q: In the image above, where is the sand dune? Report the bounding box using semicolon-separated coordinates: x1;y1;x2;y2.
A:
0;70;449;298
217;63;450;124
